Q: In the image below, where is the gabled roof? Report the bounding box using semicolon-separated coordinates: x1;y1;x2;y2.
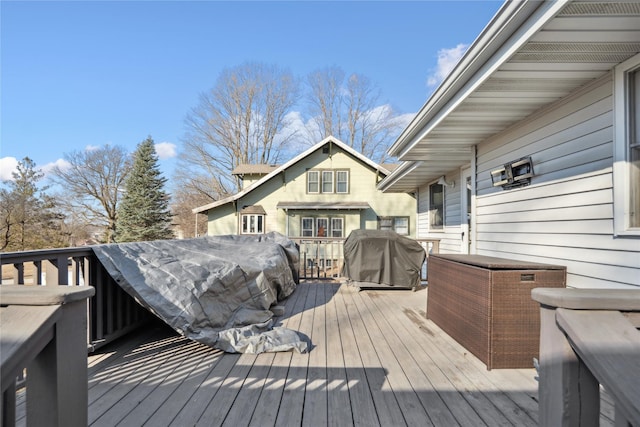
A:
193;136;391;214
380;0;640;193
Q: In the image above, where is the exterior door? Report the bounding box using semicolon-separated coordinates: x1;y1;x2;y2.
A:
461;167;472;254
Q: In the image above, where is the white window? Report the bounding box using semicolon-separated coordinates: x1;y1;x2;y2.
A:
300;216;344;237
394;217;409;235
307;169;348;194
336;170;349;193
316;218;328;237
379;217;393;231
331;218;343;237
241;214;264;234
307;171;319;193
614;52;640;235
429;183;444;230
302;217;314;237
322;171;334;193
378;217;410;235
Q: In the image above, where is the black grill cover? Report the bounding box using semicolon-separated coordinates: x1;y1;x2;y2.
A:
342;229;426;287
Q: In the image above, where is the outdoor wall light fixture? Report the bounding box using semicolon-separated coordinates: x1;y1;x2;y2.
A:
491;156;534;189
437;176;455;188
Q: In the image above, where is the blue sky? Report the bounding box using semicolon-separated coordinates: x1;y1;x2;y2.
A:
1;0;502;188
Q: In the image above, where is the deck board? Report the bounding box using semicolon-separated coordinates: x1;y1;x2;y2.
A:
358;287;463;426
15;281;614;426
334;284;381;427
300;280;328;427
362;287;533;427
347;287;433;426
341;286;407;427
355;288;475;427
247;282;303;426
325;283;353;427
376;299;510;426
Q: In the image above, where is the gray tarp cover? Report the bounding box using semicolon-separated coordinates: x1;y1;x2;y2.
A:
92;232;307;354
342;229;426;288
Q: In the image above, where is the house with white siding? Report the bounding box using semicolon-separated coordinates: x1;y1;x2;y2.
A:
378;0;640;289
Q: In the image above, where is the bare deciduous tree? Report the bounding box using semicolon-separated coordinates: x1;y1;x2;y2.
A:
305;66;403;163
51;145;131;243
306;67;345;141
171;185;210;238
180;61;300;197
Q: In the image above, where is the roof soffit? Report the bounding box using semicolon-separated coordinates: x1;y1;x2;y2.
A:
393;1;640;162
381;0;640;192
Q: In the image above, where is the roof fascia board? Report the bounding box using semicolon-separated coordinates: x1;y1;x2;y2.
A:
390;0;568;159
192;195;234;213
388;0;528;156
377;160;423;192
325;137;391;175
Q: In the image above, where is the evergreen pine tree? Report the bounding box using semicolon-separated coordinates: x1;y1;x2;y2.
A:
0;157;67;251
116;137;174;242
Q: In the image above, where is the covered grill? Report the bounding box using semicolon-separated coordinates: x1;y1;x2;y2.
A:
342;229;426;288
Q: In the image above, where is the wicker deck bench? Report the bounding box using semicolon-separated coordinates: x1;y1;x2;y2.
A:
427;254;566;369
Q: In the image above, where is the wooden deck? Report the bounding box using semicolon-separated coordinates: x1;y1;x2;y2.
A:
14;281;616;425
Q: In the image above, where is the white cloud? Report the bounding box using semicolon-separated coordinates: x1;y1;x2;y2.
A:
42;158;71;176
277;111;316;154
363;104;391;123
394;112;417;130
0;157;19;181
154;141;177;160
85;144;100;151
427;43;469;88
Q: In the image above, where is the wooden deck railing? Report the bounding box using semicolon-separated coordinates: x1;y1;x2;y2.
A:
290;237;346;279
290;237;440;281
532;288;640;427
0;247;150;351
0;285;94;427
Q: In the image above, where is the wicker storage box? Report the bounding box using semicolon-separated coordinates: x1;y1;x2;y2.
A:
427;254;566;369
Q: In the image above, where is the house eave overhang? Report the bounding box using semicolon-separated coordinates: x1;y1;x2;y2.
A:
276;202;371;211
382;0;640;193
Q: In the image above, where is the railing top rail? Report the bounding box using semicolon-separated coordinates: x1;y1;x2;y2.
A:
289;237;345;242
0;285;95;306
1;246;94;264
532;288;640;311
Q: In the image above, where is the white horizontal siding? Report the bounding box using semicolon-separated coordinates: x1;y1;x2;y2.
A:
477;75;613;195
476;219;613;235
474;246;638;289
474;74;639;289
417;186;430;237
